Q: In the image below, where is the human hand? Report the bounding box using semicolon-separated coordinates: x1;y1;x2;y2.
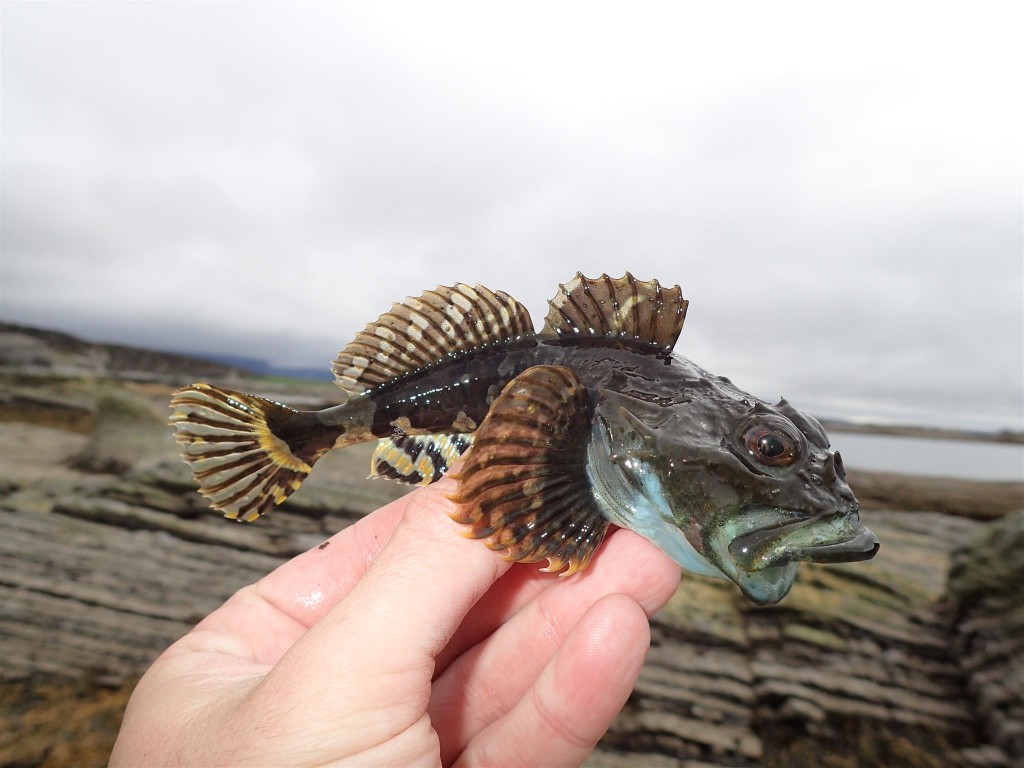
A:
110;476;681;766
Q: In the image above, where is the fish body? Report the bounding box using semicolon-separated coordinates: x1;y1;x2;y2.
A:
171;274;878;605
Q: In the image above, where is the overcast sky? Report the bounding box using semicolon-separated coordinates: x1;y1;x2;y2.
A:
2;2;1021;431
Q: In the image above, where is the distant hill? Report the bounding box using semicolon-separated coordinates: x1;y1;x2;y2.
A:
821;416;1024;445
187;352;332;381
0;322;248;381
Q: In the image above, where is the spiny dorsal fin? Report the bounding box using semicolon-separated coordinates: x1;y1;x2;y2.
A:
333;283;535;398
370;433;473;486
541;272;687;351
447;365;611;576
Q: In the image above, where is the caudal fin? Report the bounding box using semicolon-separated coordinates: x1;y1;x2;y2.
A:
169;383;335;521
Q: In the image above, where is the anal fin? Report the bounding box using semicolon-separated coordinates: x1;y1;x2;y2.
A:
447;365;610;576
371;434;474;486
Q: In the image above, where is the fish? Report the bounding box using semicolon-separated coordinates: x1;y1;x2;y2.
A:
169;273;879;605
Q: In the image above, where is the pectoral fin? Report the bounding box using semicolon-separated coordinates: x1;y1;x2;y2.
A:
447;365;610;575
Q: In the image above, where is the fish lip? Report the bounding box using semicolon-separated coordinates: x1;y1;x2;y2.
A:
727;506;880;572
794;527;880;564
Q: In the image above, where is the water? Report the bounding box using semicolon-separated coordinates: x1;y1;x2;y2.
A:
829;432;1024;482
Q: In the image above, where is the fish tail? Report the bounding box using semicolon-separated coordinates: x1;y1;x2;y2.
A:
169;383;339;521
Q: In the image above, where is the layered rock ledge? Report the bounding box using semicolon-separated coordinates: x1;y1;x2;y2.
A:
1;371;1021;767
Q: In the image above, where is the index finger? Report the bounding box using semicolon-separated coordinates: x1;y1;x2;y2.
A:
272;476;511;677
233;479;515;754
178;488;414;667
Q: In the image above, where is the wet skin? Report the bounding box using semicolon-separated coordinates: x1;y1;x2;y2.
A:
319;337;879;605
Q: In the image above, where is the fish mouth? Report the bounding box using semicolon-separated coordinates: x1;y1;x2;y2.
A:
712;506;880;606
727;508;880;572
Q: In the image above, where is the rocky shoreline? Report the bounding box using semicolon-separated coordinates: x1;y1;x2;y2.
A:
1;350;1021;766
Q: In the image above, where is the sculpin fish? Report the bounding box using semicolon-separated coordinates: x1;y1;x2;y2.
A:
170;273;879;605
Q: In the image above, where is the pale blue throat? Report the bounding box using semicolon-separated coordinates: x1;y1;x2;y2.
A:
585;418;726;581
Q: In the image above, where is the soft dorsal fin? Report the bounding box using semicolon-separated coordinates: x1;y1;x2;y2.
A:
333;283;535;398
540;272;687;351
370;433;473;486
447;364;611;576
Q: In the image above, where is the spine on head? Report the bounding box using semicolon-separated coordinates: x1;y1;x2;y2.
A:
169;383;340;521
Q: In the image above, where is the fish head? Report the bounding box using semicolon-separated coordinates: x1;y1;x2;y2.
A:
593;383;879;605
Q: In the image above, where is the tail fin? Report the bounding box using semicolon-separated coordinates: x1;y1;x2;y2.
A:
169;383;336;521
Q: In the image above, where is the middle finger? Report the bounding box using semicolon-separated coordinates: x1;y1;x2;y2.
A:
428;527;680;764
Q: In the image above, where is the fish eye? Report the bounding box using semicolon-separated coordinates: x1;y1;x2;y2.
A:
757;433;787;458
740;420;802;467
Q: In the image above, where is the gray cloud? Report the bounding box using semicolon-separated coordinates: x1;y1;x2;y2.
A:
2;2;1021;431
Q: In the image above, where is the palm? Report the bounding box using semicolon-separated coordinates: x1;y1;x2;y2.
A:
111;481;680;766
